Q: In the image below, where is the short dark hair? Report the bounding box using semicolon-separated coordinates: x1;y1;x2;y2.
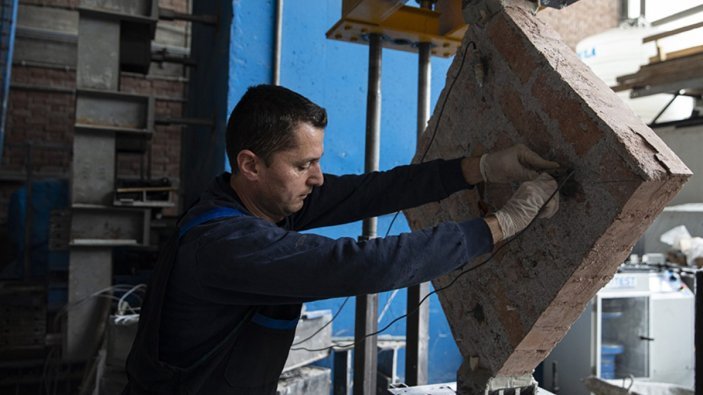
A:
226;85;328;170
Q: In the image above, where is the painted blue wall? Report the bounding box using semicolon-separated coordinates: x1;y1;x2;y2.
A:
227;0;460;384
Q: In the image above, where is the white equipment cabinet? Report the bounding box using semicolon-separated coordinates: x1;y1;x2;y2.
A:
542;269;694;395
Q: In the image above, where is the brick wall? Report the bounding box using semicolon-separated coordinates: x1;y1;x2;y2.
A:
405;1;689;389
0;0;190;226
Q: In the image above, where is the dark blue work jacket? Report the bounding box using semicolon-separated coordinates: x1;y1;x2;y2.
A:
124;158;493;394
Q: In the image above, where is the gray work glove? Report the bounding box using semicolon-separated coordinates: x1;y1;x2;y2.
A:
480;144;559;183
494;173;559;239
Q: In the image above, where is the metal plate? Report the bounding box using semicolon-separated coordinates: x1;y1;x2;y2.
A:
77;15;119;90
80;0;155;19
75;90;153;132
70;205;150;246
71;129;115;205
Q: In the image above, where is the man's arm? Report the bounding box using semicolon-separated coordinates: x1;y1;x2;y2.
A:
188;215;493;305
291;144;557;231
184;171;556;305
291;158;475;231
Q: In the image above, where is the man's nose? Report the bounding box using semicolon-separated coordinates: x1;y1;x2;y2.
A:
309;163;324;186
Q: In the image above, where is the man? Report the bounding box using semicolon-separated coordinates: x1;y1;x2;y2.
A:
124;84;559;394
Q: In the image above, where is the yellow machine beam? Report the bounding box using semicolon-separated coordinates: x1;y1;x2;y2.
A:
327;0;467;58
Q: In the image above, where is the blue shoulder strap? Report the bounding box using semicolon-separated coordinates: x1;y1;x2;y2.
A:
178;207;245;239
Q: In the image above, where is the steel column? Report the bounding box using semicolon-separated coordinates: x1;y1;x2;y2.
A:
416;42;431;143
67;3;156;361
23;144;33;280
273;0;283;85
66;248;112;361
696;270;702;395
405;1;433;386
354;32;382;395
0;0;19;163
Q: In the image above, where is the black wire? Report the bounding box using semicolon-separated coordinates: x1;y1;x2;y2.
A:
292;38;478;350
384;40;474;234
291;170;575;352
291;295;349;346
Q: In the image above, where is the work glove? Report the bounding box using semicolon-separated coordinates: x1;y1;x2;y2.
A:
480;144;559;183
494;173;559;239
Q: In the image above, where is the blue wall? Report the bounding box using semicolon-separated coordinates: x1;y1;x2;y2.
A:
227;0;460;383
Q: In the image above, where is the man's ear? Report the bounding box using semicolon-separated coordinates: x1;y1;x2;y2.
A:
236;150;260;181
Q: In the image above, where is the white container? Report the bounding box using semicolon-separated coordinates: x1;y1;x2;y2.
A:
576;23;695;123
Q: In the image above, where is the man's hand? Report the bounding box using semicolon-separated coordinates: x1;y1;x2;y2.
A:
493;173;558;240
480;144;559;183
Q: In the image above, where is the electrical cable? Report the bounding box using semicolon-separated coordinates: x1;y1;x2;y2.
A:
117;283;147;315
52;284;139;326
291;295;350;346
289;25;582;351
291;29;568;349
293;35;479;347
382;39;476;236
373;38;479;320
42;284;146;394
290;169;575;352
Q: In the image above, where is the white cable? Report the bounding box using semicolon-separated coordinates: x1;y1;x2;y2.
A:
377;289;399;323
114;314;140;325
117;284;147;315
54;284;137;321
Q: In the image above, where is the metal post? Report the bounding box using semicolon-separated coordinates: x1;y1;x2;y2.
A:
619;0;629;21
23;143;33;280
406;0;433;384
696;270;702;395
354;32;382;395
639;0;646;18
273;0;283;85
416;42;431;143
0;0;19;163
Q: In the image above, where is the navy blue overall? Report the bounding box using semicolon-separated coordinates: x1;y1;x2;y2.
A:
124;208;300;395
124;160;494;394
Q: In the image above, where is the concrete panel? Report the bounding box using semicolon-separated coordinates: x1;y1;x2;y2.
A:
71;129;115;205
80;0;153;18
70;206;150;246
15;6;78;66
66;248;112;361
403;0;690;392
75;90;152;131
77;15;119;90
14;34;77;67
18;5;78;33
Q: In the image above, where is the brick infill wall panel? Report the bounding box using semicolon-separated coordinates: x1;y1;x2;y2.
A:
404;0;689;387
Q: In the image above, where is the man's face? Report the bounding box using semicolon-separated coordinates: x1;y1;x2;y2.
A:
256;122;324;220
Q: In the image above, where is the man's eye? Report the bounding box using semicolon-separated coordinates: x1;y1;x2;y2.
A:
298;163;311;170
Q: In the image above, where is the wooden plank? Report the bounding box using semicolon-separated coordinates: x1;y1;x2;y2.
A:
614;52;703;91
649;44;703;63
643;20;703;43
